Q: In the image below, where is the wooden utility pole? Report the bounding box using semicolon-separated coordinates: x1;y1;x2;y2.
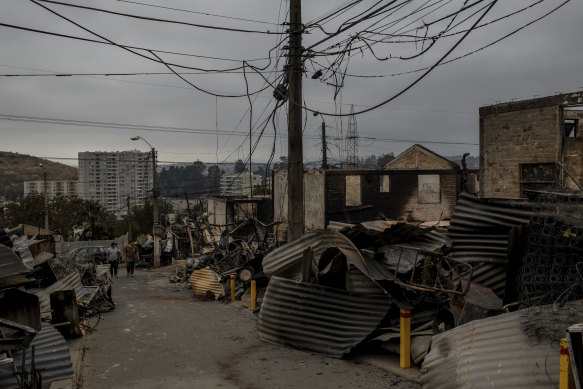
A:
152;148;160;267
321;121;328;170
287;0;304;241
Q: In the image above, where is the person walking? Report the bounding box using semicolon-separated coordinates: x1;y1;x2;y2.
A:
123;240;140;277
106;242;121;278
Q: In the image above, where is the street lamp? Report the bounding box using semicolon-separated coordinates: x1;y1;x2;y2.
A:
131;136;160;267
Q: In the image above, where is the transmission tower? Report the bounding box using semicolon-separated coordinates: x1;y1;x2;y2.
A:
346;105;359;169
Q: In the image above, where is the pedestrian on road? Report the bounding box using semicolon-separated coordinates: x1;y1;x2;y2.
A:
124;240;140;277
106;242;121;278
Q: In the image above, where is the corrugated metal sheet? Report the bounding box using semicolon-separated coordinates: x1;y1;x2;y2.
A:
421;309;559;389
263;230;393;282
461;262;507;298
259;276;392;358
449;193;533;230
34;271;87;316
188;267;225;299
346;266;386;295
0;322;74;387
0;244;30;279
449;194;533;260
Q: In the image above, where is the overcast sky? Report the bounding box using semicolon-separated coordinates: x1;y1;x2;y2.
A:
1;0;581;169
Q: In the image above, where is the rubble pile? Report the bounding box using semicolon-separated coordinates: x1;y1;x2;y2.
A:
258;222;480;359
0;228;116;388
172;215;275;301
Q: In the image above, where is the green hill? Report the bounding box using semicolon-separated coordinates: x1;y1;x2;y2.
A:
0;151;78;200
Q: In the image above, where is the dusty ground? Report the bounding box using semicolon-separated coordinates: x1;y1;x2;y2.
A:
80;267;420;389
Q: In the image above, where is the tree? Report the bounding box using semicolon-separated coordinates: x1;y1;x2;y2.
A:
273;156;288;170
207;165;222;196
234;159;247;174
5;193;45;228
376;153;395;169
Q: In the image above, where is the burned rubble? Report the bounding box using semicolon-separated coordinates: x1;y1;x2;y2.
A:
0;228;115;388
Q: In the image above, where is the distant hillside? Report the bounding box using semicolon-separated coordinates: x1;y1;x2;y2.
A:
0;151;78;186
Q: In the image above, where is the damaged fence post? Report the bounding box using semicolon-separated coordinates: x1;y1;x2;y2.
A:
560;338;575;389
400;309;411;369
251;280;257;311
230;275;236;302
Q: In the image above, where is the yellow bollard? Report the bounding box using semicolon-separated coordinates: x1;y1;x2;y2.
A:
251;280;257;311
400;309;411;369
230;275;236;302
560;338;575;389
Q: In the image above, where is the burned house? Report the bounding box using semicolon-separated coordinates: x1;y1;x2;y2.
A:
380;144;460;221
273;144;461;234
480;91;583;198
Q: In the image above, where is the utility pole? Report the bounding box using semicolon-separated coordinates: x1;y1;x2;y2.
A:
287;0;304;241
321;121;328;170
152;148;160;267
127;194;132;241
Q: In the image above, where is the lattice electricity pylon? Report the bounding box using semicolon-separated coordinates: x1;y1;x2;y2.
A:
346;105;359;169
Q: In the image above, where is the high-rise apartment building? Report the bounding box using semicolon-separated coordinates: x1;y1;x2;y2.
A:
78;151;152;212
220;173;263;196
23;180;79;199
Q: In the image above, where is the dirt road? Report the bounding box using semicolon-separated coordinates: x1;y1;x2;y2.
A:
80;267;420;389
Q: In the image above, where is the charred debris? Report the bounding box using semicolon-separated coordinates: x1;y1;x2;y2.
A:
0;227;115;388
174;191;583;383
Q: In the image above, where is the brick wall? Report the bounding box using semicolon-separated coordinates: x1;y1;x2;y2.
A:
480;106;560;198
325;171;458;223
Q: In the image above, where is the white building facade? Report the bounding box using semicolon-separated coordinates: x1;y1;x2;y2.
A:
23;180;79;199
220;173;263;196
78;151;152;212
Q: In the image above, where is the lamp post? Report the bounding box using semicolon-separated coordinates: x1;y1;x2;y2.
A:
130;136;160;267
39;163;49;231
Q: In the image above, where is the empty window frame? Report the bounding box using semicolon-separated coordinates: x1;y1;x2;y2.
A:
345;175;362;206
564;119;578;138
418;175;440;204
380;175;390;193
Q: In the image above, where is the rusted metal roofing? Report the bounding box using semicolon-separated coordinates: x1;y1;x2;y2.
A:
259;276;392;358
421;309;559;389
0;322;73;387
263;229;393;282
188;267;224;299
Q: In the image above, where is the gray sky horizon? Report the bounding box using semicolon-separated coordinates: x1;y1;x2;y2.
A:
1;0;581;169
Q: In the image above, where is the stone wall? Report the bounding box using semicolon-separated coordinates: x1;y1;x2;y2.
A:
480;106;560;198
56;234;128;254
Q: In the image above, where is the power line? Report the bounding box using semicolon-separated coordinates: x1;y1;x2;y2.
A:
0;112;478;146
0;23;271;65
116;0;279;26
35;0;286;35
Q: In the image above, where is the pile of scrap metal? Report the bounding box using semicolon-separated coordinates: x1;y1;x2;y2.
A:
420;191;583;388
182;217;276;300
257;222;495;360
0;229;116;388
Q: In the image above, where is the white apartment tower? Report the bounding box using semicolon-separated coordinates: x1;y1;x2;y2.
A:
220;173;263;196
78;151;153;212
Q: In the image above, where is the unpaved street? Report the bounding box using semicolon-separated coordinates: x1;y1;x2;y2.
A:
80;267;420;389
